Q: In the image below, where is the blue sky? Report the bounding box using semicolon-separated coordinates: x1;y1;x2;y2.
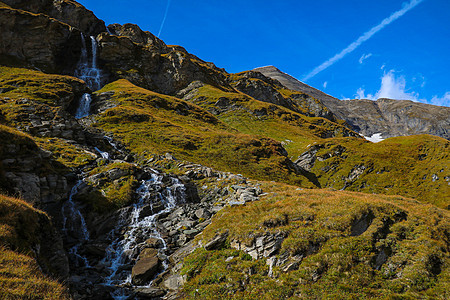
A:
78;0;449;106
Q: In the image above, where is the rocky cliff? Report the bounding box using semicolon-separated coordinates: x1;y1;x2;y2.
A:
254;66;450;140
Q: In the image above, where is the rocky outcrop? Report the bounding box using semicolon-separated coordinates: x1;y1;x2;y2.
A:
132;248;161;285
230;70;336;120
254;66;450;140
0;6;82;73
107;23;167;50
0;127;71;206
2;0;106;36
97;30;229;95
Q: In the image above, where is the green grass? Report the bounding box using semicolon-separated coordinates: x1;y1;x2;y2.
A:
35;137;95;169
181;182;450;299
303;135;450;209
0;66;86;107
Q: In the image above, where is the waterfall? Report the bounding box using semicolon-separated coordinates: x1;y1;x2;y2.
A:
62;180;91;267
75;93;92;119
102;173;185;292
74;34;102;119
75;34;102;91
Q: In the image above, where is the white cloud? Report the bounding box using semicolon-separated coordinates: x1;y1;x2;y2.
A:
430;92;450;107
356;87;368;99
359;53;373;64
302;0;425;81
380;64;386;70
355;70;419;101
323;81;328;88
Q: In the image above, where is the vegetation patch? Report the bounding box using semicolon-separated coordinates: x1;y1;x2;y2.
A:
302;135;450;208
182;182;450;299
0;66;86;107
77;161;139;211
0;194;68;299
35;137;95;169
187;84;357;159
93;80;316;188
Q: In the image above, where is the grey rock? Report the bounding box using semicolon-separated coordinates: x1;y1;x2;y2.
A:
255;66;450;140
204;231;228;250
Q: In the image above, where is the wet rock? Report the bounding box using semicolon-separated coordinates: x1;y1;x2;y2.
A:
131;248;161;285
134;287;166;299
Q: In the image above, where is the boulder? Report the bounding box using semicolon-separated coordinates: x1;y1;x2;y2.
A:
131;248;160;285
204;231;228;250
134;287;165;299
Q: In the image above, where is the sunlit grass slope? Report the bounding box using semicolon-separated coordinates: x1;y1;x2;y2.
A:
182;182;450;299
304;135;450;208
93;79;316;187
187;84;357;159
0;194;68;299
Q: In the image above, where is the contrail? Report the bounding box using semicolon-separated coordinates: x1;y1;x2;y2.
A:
158;0;172;37
302;0;425;82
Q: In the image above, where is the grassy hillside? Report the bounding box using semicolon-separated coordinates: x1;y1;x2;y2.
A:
184;83;357;159
0;66;86;108
93;79;316;187
0;194;68;299
181;182;450;299
301;135;450;209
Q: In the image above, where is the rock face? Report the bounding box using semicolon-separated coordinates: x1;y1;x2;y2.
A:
2;0;106;36
254;66;450;140
229;70;336;121
97;31;229;95
0;6;82;73
0;127;70;205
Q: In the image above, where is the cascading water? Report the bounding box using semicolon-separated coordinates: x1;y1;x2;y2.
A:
75;34;102;91
102;172;185;298
62;179;91;268
75;93;92;119
75;34;102;119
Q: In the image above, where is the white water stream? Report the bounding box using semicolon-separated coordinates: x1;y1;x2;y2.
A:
62;179;91;268
103;173;185;289
75;34;102;119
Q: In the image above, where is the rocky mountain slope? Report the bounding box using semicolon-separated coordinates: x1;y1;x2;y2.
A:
0;1;448;299
254;66;450;140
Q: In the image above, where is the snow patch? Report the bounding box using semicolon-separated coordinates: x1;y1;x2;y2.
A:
363;133;384;143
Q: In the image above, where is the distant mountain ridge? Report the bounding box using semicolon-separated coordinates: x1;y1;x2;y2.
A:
254;66;450;140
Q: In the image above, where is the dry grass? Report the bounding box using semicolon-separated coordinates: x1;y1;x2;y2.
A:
0;194;68;299
182;182;450;299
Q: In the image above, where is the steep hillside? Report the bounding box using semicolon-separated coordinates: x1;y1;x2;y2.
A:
0;193;69;299
255;66;450;140
92;79;316;187
294;135;449;209
181;182;450;299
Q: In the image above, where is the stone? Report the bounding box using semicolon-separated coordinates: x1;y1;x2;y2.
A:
145;238;163;249
194;208;211;220
131;248;160;285
134;287;165;299
163;274;187;290
204;231;228;250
